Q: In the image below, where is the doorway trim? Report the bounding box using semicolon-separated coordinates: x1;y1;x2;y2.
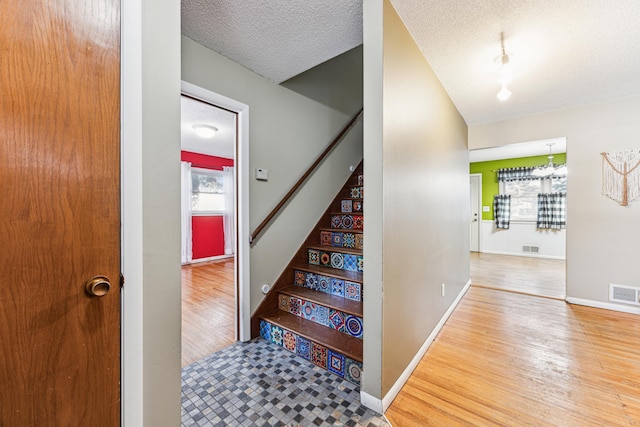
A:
470;173;482;252
181;81;251;342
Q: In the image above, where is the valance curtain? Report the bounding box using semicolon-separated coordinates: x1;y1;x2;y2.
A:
497;167;537;182
222;166;235;255
493;194;511;229
181;161;193;264
536;192;566;229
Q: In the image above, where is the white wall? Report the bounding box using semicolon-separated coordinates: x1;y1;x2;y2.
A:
480;221;566;259
181;36;364;314
470;94;640;309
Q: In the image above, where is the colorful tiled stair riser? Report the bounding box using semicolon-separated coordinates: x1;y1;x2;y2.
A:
259;319;363;385
293;270;362;302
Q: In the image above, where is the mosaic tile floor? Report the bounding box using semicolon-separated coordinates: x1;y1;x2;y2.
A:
181;339;389;427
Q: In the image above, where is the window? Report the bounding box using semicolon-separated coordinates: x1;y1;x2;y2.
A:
500;176;567;221
191;168;225;214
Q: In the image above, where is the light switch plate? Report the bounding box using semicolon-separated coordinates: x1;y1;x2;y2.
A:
255;168;269;181
482;206;490;212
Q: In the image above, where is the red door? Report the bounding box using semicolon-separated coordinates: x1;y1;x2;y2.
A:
0;0;121;425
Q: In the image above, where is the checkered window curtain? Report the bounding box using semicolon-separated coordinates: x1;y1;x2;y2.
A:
497;167;537;182
493;194;511;229
536;192;566;229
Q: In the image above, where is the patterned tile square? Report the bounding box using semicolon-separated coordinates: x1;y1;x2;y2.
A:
353;200;362;212
301;300;316;321
283;330;297;352
345;281;361;302
345;315;363;339
320;231;332;246
308;249;320;265
311;342;328;369
317;275;331;293
330;252;344;269
341;215;354;229
271;325;283;346
357;256;364;272
328;310;345;332
331;278;345;297
296;336;311;360
278;294;290;312
357;175;364;186
259;320;271;341
294;270;305;286
355;233;364;250
341;199;352;213
342;233;355;248
350;187;361;199
305;273;318;290
360;187;364;198
327;350;345;377
343;254;357;272
289;297;302;316
353;215;364;230
319;251;331;267
345;358;363;385
330;215;342;229
331;232;343;247
315;305;330;327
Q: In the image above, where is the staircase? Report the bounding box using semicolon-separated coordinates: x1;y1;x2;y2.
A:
255;164;364;385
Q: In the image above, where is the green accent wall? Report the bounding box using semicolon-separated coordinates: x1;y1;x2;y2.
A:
470;153;566;220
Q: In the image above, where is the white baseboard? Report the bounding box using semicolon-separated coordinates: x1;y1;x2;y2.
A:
565;296;640;315
184;254;234;265
361;279;472;415
481;250;565;261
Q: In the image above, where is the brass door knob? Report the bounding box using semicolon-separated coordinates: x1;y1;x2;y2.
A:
85;276;111;297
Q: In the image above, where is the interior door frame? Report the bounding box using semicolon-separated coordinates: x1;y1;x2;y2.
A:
470;173;482;252
181;81;251;342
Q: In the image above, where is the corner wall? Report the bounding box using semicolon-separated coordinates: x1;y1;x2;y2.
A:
469;94;640;308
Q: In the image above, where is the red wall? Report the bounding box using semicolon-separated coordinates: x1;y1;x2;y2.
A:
182;151;234;260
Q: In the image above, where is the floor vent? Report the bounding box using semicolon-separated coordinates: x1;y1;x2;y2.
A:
522;245;539;254
609;284;640;305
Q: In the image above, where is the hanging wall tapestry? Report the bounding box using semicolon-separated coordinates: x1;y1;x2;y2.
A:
601;148;640;206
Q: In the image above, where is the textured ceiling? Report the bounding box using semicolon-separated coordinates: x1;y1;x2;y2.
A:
181;0;640;127
181;96;236;159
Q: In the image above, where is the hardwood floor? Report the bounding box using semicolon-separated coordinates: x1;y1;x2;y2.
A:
385;286;640;426
470;252;565;299
182;258;236;367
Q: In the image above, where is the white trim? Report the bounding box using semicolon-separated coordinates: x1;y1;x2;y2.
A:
186;254;234;264
480;249;566;260
565;296;640;315
361;279;472;414
181;81;251;342
470;173;482;252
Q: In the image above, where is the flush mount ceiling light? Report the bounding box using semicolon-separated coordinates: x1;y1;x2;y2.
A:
192;124;219;139
532;143;567;177
495;32;513;101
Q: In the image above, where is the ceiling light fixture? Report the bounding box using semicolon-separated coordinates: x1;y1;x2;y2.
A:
532;143;567;177
495;32;512;101
192;124;219;139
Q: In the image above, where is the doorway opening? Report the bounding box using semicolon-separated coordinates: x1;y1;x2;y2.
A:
180;82;250;367
468;138;567;300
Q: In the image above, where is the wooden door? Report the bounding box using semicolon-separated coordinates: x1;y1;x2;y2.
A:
0;0;121;425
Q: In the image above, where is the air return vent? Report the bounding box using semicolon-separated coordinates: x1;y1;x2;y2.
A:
522;245;539;254
609;284;640;306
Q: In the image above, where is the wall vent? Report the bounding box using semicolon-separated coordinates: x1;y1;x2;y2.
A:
522;245;539;254
609;284;640;306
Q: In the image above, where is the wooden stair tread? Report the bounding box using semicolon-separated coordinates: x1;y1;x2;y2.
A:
330;212;363;216
307;244;362;256
261;310;362;362
339;198;363;202
280;286;363;317
292;264;363;284
319;227;363;234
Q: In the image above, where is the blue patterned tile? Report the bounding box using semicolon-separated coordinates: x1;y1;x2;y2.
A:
344;315;363;339
331;278;345;297
332;232;343;247
327;350;345;377
345;358;363;385
341;215;354;229
296;336;311;360
315;305;330;327
308;249;320;265
330;252;344;269
271;325;283;346
343;233;355;248
305;273;318;290
341;199;352;213
345;281;361;302
259;320;271;341
343;254;357;272
328;310;345;332
301;300;316;321
357;256;364;272
318;275;331;293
